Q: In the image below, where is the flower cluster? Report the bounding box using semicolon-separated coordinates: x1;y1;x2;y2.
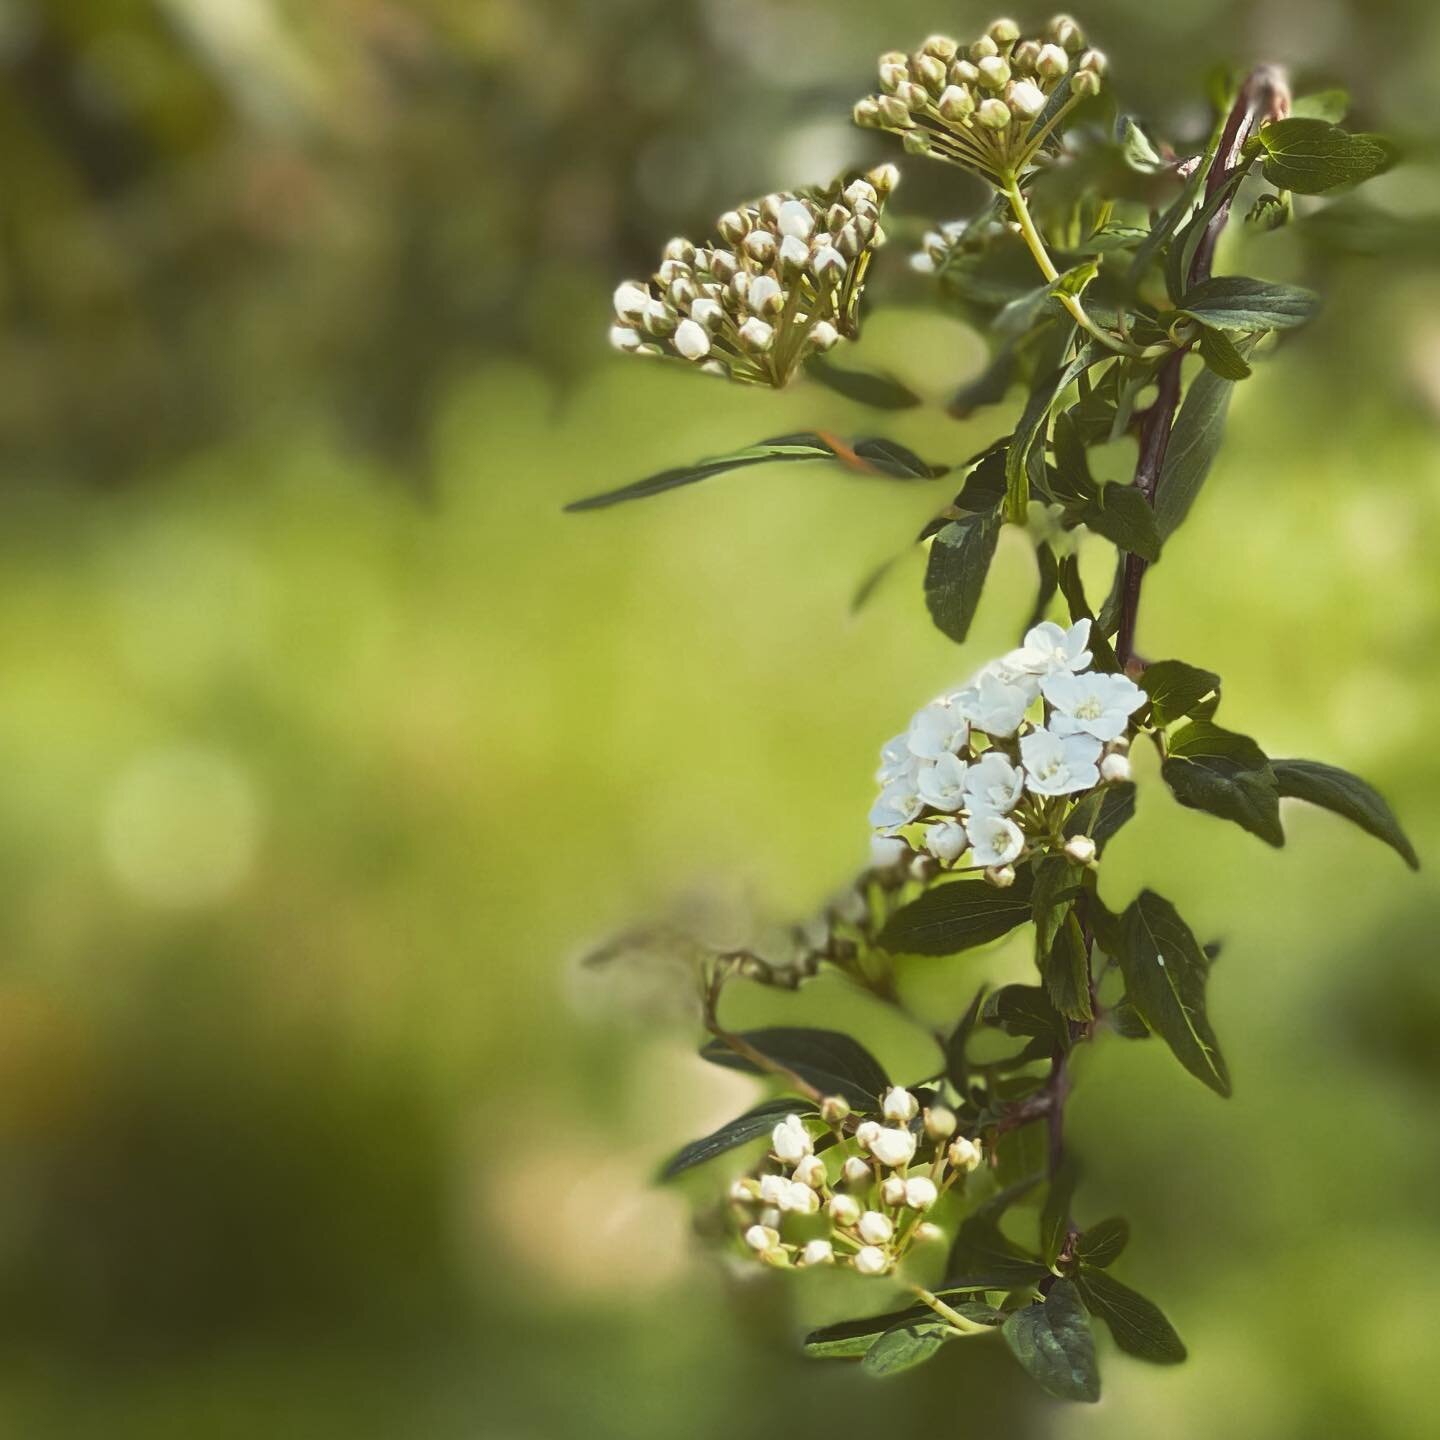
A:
609;167;898;388
853;16;1106;182
730;1090;984;1276
869;619;1141;882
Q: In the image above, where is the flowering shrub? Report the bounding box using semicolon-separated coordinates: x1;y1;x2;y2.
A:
569;13;1415;1400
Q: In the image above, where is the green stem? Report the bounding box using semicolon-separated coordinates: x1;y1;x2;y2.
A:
911;1287;990;1335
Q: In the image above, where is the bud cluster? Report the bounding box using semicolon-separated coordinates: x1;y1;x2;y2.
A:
730;1091;985;1276
853;16;1107;182
609;167;898;388
870;619;1138;885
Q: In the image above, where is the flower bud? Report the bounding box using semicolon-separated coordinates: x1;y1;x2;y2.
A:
902;131;932;157
904;1176;939;1210
808;320;840;352
748;274;784;315
777;233;810;275
925;1105;958;1141
855;1120;882;1151
810;243;847;280
829;1193;861;1226
895;80;930;113
853;96;882;128
977;55;1010;89
742;229;777;266
1078;48;1107;75
759;1173;788;1207
977;97;1012;129
858;1210;895;1244
690;297;724;329
854;1244;889;1276
984;862;1016;886
800;1238;835;1266
759;1205;782;1229
948;1135;984;1172
744;1224;779;1252
937;84;975;122
843;178;878;208
1072;69;1102;97
772;1113;814;1164
868;162;900;196
970;35;998;61
1012;39;1041;73
729;1179;758;1204
914;1221;945;1244
708;249;738;283
881;1175;907;1206
877;94;913;129
869;1126;919;1169
793;1154;827;1189
1009;79;1047;120
820;1094;852;1125
1036;42;1069;79
673;318;711;360
663;236;697;264
716;210;749;243
785;1180;820;1214
921;34;959;61
613;280;650;320
609;324;642;352
656;259;690;287
1051;16;1085;53
882;1086;919;1124
1064;834;1097;865
950;59;980;85
642;300;678;337
878;60;908;94
989;17;1021;44
913;53;948;93
924;820;968;864
738;316;774;352
842;1156;872;1186
870;835;909;870
909;853;938;882
1101;751;1132;783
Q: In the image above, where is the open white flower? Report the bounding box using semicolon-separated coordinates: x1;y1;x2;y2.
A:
868;1126;918;1169
958;670;1033;738
772;1114;814;1163
916;752;967;812
870;775;924;832
1041;669;1146;742
924;820;968;864
1020;728;1103;796
963;750;1024;815
968;811;1025;867
876;733;918;786
906;698;970;760
1005;618;1093;677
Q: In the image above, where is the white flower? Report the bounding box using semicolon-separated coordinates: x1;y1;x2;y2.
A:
843;179;878;207
968;811;1025;867
868;1127;918;1169
608;324;643;352
958;671;1033;738
881;1175;907;1206
916;752;968;812
728;1179;757;1204
800;1239;835;1266
858;1211;895;1244
792;1155;827;1188
1064;834;1097;865
747;275;783;314
963;751;1024;815
810;244;847;280
906;698;970;760
613;281;650;319
744;1224;779;1252
924;820;968;864
904;1176;939;1210
854;1120;881;1150
882;1086;919;1123
1020;728;1103;796
869;834;910;870
758;1174;788;1207
1005;619;1092;677
776;198;816;240
842;1156;872;1186
777;234;810;273
808;319;840;351
948;1136;983;1171
738;316;774;351
785;1180;820;1214
1041;670;1146;742
1101;751;1132;783
870;775;924;832
673;318;711;360
829;1193;861;1226
1009;79;1047;118
690;297;724;328
877;732;918;785
854;1245;889;1276
772;1114;814;1163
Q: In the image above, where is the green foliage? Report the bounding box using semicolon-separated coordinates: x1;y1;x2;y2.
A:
1001;1281;1101;1403
924;508;1003;642
699;1028;889;1107
1271;759;1420;869
1162;719;1285;847
1075;1268;1187;1363
1075;1217;1131;1267
1255;118;1396;194
879;874;1034;956
660;1099;816;1179
1177;276;1322;331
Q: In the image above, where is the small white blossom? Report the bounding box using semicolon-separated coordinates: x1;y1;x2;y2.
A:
673;318;711;360
745;1224;779;1252
1005;618;1092;677
793;1155;827;1188
958;671;1033;738
809;319;840;350
1064;834;1097;865
786;1180;820;1214
811;243;848;280
1041;670;1146;742
968;811;1025;867
948;1136;983;1171
858;1210;895;1244
870;835;910;870
881;1175;907;1206
854;1244;889;1276
830;1193;861;1226
870;775;924;832
906;698;970;760
986;864;1016;888
876;733;918;785
963;750;1024;815
914;1221;945;1244
1101;750;1132;783
738;316;774;351
728;1179;757;1204
690;297;724;328
924;820;969;864
747;274;783;314
758;1174;788;1207
772;1114;814;1163
1009;79;1047;118
916;752;968;812
881;1086;919;1123
778;234;811;272
904;1176;939;1210
776;198;816;240
842;1156;872;1186
925;1105;957;1140
869;1127;918;1169
800;1239;835;1266
613;281;650;319
1020;728;1103;796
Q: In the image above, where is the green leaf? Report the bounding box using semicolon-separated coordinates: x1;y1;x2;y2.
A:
880;873;1033;956
1082;481;1162;562
1005;329;1092;522
1107;1001;1151;1039
1054;258;1100;299
862;1320;955;1377
1026;540;1061;635
1040;1164;1079;1267
1044;912;1094;1023
1031;854;1083;954
699;1028;889;1108
806;356;922;410
803;1300;1003;1358
1140;659;1222;727
1076;1267;1187;1364
1166;168;1248;303
1256;118;1395;195
1116;891;1231;1096
1178;276;1321;332
944;985;988;1093
1291;88;1349;124
982;984;1069;1046
924;508;1003;644
1197;324;1254;380
1271;758;1419;870
1063;781;1137;853
949;1217;1051;1290
1120;117;1165;173
849;437;949;479
1153;364;1242;540
1002;1280;1101;1403
659;1098;816;1180
1056;555;1121;673
1075;1217;1130;1267
1162;720;1284;847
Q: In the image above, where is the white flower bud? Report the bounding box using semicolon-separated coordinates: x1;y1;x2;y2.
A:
913;53;948;93
925;1105;958;1140
854;1120;882;1151
716;210;749;243
829;1193;861;1226
970;35;999;61
914;1221;945;1244
878;60;909;94
977;55;1011;89
1009;80;1047;119
922;34;960;62
609;325;642;352
869;1126;918;1169
742;229;777;266
1036;42;1069;79
924;820;969;865
950;59;980;85
948;1135;984;1172
738;316;774;352
870;835;909;870
708;249;739;283
842;1156;872;1186
747;274;783;315
663;236;696;264
843;178;878;207
985;862;1016;887
729;1179;758;1204
1064;834;1097;865
1072;69;1102;97
881;1175;907;1206
867;162;900;196
901;131;932;157
613;281;650;320
820;1094;852;1124
744;1224;779;1252
882;1086;919;1124
690;297;724;329
776;199;816;241
877;95;913;128
909;854;938;883
977;97;1012;129
808;320;840;352
759;1205;782;1229
642;299;677;336
777;233;811;274
1078;48;1107;75
854;1244;889;1276
1012;40;1041;73
786;1180;820;1214
989;17;1021;44
810;243;847;281
853;97;882;128
758;1173;788;1207
858;1210;895;1244
904;1176;939;1210
772;1113;814;1163
895;80;929;113
800;1238;835;1266
793;1154;827;1189
673;318;711;360
1101;751;1132;783
937;84;975;121
1050;16;1085;53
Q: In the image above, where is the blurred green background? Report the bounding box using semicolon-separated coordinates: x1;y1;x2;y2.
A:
0;0;1437;1435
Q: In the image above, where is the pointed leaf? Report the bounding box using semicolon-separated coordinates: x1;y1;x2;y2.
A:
660;1098;817;1179
1140;659;1222;727
982;984;1069;1046
1271;758;1419;870
1075;1217;1130;1267
1197;324;1254;380
880;873;1034;956
1076;1267;1187;1363
1002;1280;1101;1403
1153;364;1242;540
1162;720;1283;847
862;1320;955;1377
699;1028;889;1108
1040;1164;1080;1267
1257;118;1395;195
949;1217;1051;1290
1178;276;1321;332
924;508;1003;643
849;437;949;480
1082;481;1162;562
1063;781;1137;854
806;356;922;410
1044;912;1094;1023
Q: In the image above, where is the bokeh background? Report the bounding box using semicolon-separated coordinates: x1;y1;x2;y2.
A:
0;0;1437;1435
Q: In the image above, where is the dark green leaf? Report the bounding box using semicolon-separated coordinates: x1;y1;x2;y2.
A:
1107;1001;1151;1039
953;448;1009;510
803;1299;1005;1358
1063;781;1138;853
699;1028;889;1108
850;437;949;480
983;983;1069;1046
1026;540;1061;635
1197;324;1254;380
924;509;1003;643
945;985;988;1093
1076;1268;1187;1363
1166;168;1248;303
1032;854;1083;954
1153;364;1243;540
1056;555;1121;673
1002;1280;1101;1403
1076;1217;1130;1267
1116;891;1231;1096
1040;1164;1079;1268
806;356;922;410
1044;912;1094;1023
1140;659;1222;727
862;1320;954;1377
1178;276;1321;332
659;1098;816;1179
949;1217;1051;1290
1272;758;1419;870
1082;482;1162;562
1005;329;1091;522
1162;720;1283;847
880;872;1033;956
1257;118;1395;195
850;552;902;615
